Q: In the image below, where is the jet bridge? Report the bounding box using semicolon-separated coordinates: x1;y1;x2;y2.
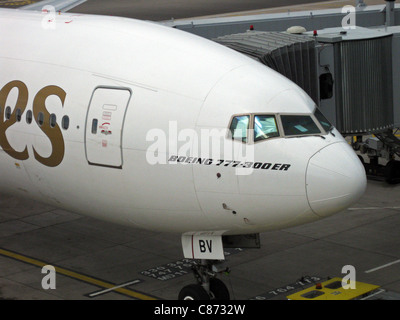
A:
167;0;400;182
215;31;319;105
214;26;400;183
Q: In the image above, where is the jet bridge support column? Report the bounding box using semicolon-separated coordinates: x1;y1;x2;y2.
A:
356;0;366;7
386;0;396;26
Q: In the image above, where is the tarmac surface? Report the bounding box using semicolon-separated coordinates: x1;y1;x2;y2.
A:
68;0;340;21
0;178;399;300
0;0;399;302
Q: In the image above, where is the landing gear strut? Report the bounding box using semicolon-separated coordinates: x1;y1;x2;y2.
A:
179;233;259;300
178;259;230;300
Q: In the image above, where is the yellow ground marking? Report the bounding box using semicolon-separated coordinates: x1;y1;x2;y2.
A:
0;247;157;300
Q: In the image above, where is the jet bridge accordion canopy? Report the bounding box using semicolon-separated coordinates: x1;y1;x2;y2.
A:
334;35;394;134
214;31;319;104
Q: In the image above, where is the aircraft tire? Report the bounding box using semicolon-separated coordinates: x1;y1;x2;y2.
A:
210;278;230;300
178;284;210;300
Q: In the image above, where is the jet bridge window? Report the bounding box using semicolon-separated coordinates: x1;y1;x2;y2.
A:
319;73;334;100
229;115;249;142
254;115;279;142
281;115;321;136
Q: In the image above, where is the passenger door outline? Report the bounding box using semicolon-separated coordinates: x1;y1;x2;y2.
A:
84;86;132;169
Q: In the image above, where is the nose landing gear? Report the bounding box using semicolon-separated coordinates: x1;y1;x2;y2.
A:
179;233;260;300
178;259;230;300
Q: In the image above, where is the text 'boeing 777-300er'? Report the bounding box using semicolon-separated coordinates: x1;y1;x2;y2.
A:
0;8;366;300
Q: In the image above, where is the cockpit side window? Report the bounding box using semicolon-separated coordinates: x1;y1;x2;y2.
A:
314;108;333;132
281;115;321;136
229;115;249;143
254;115;279;142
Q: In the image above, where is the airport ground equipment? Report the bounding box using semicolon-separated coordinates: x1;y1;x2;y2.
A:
286;277;381;300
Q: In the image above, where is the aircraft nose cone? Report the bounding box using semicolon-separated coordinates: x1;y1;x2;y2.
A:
306;142;367;218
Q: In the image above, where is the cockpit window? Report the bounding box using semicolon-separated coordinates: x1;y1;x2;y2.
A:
314;108;333;132
229;115;249;142
281;115;321;136
254;115;279;142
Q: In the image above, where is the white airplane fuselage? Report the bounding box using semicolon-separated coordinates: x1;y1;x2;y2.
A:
0;9;366;236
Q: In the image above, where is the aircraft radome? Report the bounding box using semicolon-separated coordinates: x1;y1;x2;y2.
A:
0;8;366;300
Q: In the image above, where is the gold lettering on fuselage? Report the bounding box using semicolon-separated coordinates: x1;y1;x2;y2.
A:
0;81;66;167
32;85;66;167
0;81;30;160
